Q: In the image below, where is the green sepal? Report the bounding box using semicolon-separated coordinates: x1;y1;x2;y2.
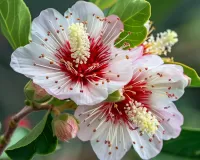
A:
48;97;70;106
106;90;123;102
24;80;52;105
24;81;35;101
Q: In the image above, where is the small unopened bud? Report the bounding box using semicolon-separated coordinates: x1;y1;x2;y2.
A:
52;114;79;142
184;75;191;86
24;81;52;104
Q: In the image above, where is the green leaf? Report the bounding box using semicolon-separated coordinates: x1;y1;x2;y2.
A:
48;97;69;106
90;0;117;10
167;62;200;87
162;128;200;158
6;113;57;160
147;0;182;24
0;0;31;49
153;152;199;160
0;127;29;159
108;0;151;48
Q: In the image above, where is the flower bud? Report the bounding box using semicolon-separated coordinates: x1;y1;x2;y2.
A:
52;113;79;142
24;81;52;104
184;75;191;86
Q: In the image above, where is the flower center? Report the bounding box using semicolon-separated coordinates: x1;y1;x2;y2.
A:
68;23;90;67
124;100;159;135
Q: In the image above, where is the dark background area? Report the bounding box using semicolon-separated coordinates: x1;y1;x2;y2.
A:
0;0;200;159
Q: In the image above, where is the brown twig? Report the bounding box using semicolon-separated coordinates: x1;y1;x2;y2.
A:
0;105;52;156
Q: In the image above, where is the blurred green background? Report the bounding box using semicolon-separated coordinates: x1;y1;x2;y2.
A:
0;0;200;159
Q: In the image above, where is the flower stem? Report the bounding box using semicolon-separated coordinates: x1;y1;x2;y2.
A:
0;105;52;156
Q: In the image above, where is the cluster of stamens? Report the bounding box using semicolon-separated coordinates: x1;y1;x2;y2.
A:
125;100;159;135
144;29;178;55
68;23;90;67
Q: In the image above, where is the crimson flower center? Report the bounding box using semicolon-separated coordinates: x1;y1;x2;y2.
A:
55;37;111;88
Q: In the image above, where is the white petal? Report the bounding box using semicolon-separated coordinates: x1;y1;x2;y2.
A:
127;129;163;159
104;52;133;94
75;104;132;160
147;64;188;102
64;1;104;38
130;55;164;84
10;43;74;99
58;81;108;105
151;101;183;140
132;54;163;73
75;105;104;141
10;43;60;78
32;8;68;50
91;124;132;160
110;45;143;62
102;15;124;45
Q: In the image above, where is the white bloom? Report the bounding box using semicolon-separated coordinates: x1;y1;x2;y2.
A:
75;48;189;160
10;1;141;105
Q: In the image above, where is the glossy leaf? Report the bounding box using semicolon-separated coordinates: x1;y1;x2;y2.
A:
109;0;151;48
0;0;31;49
162;128;200;158
167;62;200;87
90;0;117;10
153;153;199;160
0;127;29;159
6;113;57;160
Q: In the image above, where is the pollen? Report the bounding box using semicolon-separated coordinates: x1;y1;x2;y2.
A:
125;101;159;135
144;30;178;56
68;23;90;66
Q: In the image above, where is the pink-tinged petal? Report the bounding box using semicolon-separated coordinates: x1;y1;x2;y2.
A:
132;55;163;73
127;129;163;159
102;15;124;46
104;54;133;94
130;55;164;84
64;1;104;38
32;8;68;50
103;46;143;94
147;64;188;102
110;45;143;62
91;124;132;160
151;101;183;140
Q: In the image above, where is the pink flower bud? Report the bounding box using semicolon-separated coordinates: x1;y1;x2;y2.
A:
184;75;191;86
24;80;52;104
52;114;79;142
32;82;48;99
